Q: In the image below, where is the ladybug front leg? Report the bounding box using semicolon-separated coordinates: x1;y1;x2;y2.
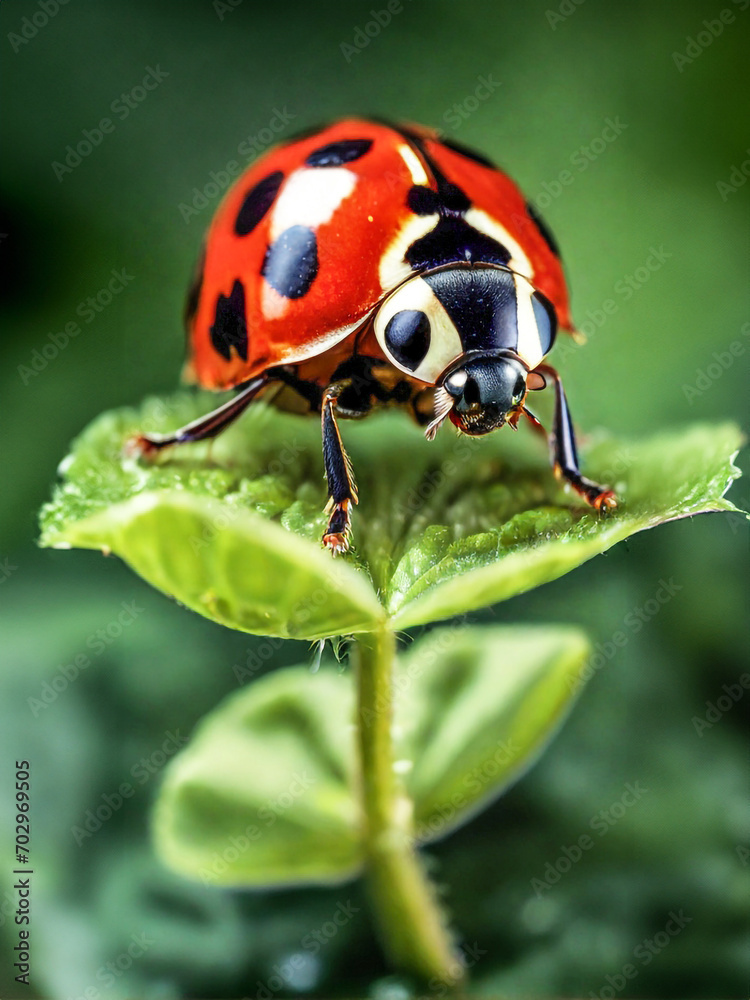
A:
127;375;267;455
536;363;617;511
321;381;358;554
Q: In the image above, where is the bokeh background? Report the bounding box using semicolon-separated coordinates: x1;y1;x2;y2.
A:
1;1;748;996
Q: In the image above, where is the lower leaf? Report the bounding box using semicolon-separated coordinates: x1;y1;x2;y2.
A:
395;626;592;841
153;625;593;888
153;667;361;888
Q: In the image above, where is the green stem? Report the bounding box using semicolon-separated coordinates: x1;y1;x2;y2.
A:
355;627;464;988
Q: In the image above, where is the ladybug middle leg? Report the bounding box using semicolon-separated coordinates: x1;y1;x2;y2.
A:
321;381;359;554
128;375;267;455
536;363;617;511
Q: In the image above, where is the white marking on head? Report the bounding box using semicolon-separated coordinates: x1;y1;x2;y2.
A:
374;275;463;384
465;208;533;279
270;167;357;240
397;143;429;185
513;271;545;369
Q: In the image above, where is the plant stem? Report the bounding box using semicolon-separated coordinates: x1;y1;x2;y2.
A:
355;627;464;988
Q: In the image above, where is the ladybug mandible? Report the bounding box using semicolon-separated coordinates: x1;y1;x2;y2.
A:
134;119;616;553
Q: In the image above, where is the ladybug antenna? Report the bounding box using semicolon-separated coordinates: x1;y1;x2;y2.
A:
424;385;453;441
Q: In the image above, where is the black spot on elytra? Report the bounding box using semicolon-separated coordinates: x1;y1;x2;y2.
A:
398;132;511;271
439;137;496;169
407;186;441;216
306;139;372;167
526;201;561;257
384;309;431;370
262;225;318;298
406;216;512;270
407;183;469;216
234;171;284;236
210;279;248;361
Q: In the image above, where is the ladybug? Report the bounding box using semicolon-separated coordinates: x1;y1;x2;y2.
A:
134;119;616;552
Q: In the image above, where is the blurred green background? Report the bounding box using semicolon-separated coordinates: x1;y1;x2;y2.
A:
1;0;748;996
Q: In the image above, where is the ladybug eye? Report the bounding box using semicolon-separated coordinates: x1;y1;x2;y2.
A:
375;276;464;382
444;370;467;398
512;376;525;405
531;291;557;355
383;310;431;371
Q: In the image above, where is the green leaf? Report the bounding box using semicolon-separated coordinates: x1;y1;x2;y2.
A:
387;423;745;628
40;393;744;633
154;625;593;886
394;626;591;841
46;490;383;641
153;665;360;888
39;397;383;641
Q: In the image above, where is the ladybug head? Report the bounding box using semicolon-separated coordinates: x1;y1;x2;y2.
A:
374;263;556;438
439;351;528;436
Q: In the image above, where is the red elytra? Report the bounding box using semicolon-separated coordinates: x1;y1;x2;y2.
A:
133;119;615;552
186;119;573;389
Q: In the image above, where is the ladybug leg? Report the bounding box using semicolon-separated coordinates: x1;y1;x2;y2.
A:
321;381;358;555
126;375;267;456
536;363;617;512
